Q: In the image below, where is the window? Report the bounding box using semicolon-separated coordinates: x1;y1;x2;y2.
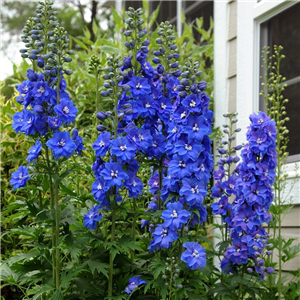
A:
259;3;300;162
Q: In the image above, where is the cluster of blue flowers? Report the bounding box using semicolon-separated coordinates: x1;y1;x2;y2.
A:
10;1;83;191
219;112;277;279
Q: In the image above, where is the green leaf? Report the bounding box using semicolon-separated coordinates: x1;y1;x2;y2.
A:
92;19;98;36
111;7;122;28
32;285;54;300
87;260;109;278
149;2;161;28
99;45;122;54
72;37;89;51
51;288;63;300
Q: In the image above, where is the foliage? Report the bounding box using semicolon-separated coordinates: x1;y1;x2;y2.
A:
1;2;296;300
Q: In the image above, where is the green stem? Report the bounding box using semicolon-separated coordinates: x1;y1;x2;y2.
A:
238;270;244;300
108;198;117;297
54;164;60;288
45;146;56;286
178;226;184;264
108;64;119;297
131;197;137;264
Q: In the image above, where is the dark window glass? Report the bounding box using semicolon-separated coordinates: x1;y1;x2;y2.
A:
124;1;143;10
185;1;213;43
260;3;300;160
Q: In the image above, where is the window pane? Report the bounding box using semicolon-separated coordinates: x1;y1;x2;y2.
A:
262;3;300;81
283;82;300;156
260;3;300;157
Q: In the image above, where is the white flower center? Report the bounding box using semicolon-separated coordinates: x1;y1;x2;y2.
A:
200;164;205;171
192;250;199;258
152;142;157;148
180;111;187;119
171;210;178;218
24;86;28;92
27;117;33;124
172;127;178;133
120;145;127;151
136;82;142;89
190;100;196;107
97;183;102;190
99;140;105;147
139;134;144;141
37;86;45;94
258;118;264;124
193;124;199;131
161;103;166;109
185;144;192;151
257;138;263;144
191;185;199;194
58;139;65;147
178;161;186;168
153;181;158;186
63;106;70;114
111;170;118;178
89;212;95;218
229;184;234;189
145;102;151;108
133;180;137;187
161;229;168;237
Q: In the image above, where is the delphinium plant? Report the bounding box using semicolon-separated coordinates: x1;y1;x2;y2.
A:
210;111;277;299
4;0;86;297
260;45;300;300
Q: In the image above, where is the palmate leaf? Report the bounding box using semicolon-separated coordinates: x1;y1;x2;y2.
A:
87;260;109;279
52;288;64;300
29;284;54;300
149;258;165;280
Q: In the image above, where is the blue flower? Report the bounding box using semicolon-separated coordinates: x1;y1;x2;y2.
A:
32;81;52;101
149;224;179;251
93;132;111;157
124;276;147;295
161;201;191;230
110;137;136;162
83;205;102;229
180;178;206;206
124;175;143;198
127;76;152;98
72;129;85;155
181;242;206;270
26;140;42;164
100;162;129;188
211;196;231;216
46;130;77;159
10;166;30;190
182;94;202;113
12;111;26;133
54;98;78;123
173;140;203;161
91;178;109;201
20;110;36;136
48;116;62;130
182;115;211;141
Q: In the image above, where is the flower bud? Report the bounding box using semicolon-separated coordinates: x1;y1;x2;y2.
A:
152;57;160;64
96;125;107;132
37;57;44;68
265;267;274;274
96;111;107;121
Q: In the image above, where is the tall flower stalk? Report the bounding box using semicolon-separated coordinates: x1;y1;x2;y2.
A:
10;0;83;291
260;45;295;299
